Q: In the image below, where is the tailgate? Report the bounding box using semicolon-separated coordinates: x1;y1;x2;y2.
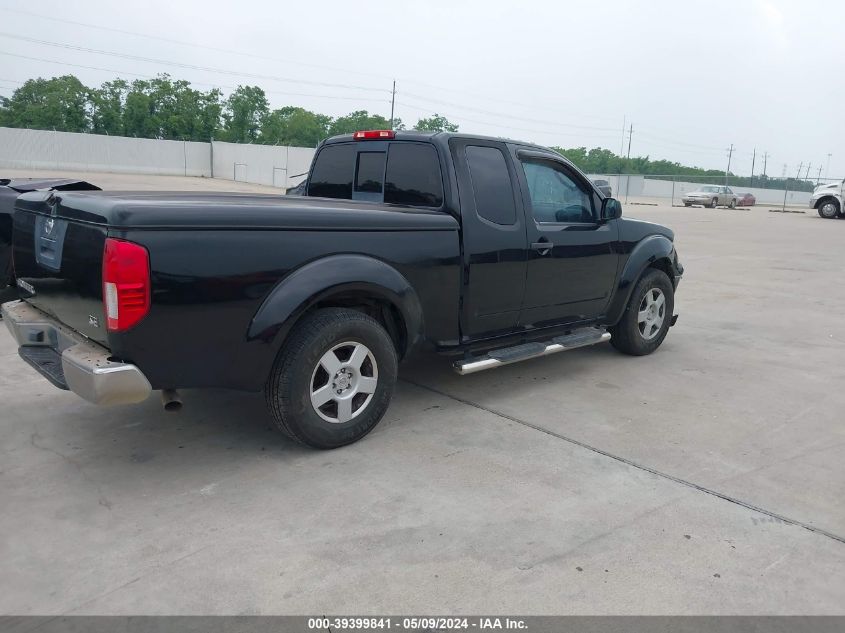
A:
11;191;109;347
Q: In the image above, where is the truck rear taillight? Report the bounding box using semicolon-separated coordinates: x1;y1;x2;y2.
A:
102;238;150;332
353;130;395;140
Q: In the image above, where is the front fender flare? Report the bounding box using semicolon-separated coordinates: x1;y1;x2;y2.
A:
248;254;424;357
605;235;677;325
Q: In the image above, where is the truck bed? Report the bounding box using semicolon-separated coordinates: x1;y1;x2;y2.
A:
10;190;461;391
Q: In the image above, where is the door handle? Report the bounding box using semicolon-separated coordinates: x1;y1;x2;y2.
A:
531;239;553;255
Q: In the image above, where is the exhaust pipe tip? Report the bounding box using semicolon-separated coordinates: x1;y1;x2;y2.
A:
161;389;182;412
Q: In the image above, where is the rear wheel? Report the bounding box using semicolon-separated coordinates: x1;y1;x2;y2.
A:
265;308;398;449
709;198;718;209
729;198;736;209
609;269;674;356
818;200;841;219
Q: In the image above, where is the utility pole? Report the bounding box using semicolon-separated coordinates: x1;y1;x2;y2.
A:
750;147;756;188
825;153;832;180
804;162;811;181
626;124;633;160
762;151;769;179
817;165;823;185
389;80;396;130
620;115;626;157
725;144;734;186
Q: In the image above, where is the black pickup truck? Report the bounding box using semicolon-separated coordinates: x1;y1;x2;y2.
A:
2;130;682;449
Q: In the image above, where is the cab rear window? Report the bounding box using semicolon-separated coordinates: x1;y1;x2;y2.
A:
307;144;355;199
384;143;443;208
307;141;443;208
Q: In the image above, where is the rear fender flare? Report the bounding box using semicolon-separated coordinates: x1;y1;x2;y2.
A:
248;254;424;358
606;235;676;325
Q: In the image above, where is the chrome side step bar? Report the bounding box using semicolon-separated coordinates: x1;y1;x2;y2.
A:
453;329;611;375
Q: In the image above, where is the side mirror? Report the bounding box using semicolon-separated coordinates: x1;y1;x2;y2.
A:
601;197;622;221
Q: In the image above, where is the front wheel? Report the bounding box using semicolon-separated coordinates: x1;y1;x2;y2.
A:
609;269;674;356
709;198;718;209
729;198;736;209
818;200;841;219
265;308;398;449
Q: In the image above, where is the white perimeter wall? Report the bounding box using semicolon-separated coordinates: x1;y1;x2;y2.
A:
0;127;212;177
0;128;809;203
0;127;316;188
590;173;811;205
211;141;314;188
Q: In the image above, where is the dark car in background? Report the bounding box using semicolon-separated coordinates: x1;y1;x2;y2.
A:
0;178;101;302
592;178;612;197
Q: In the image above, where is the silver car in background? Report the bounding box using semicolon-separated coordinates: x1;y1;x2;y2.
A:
682;185;738;208
592;178;613;197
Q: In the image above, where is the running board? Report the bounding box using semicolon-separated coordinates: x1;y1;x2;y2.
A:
453;329;611;375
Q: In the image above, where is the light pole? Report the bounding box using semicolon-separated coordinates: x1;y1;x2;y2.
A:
825;153;832;181
725;144;734;186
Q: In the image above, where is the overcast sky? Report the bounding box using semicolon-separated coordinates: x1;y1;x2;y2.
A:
0;0;842;177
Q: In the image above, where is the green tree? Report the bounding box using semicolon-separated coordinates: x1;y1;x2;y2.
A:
328;110;397;136
261;106;331;146
414;113;458;132
89;79;128;136
122;81;154;138
222;85;268;142
0;76;89;132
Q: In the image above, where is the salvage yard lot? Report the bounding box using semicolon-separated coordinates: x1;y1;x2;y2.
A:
1;172;844;614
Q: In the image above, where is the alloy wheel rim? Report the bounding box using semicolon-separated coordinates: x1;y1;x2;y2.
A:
310;341;378;424
821;203;837;217
637;288;666;341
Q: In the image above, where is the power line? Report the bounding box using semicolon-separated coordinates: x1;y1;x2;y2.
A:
1;7;397;84
0;32;391;95
395;100;620;142
0;51;391;105
2;7;625;125
0;24;741;160
633;129;724;153
399;90;621;133
0;22;796;170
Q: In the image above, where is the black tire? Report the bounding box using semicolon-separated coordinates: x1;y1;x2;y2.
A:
683;203;691;207
265;308;398;449
710;198;718;209
609;269;674;356
729;198;736;209
817;199;841;219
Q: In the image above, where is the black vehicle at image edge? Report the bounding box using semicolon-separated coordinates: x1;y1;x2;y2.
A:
2;130;683;449
0;178;101;303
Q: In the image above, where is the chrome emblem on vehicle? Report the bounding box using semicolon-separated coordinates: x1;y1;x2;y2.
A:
16;279;35;294
44;218;55;234
88;315;100;328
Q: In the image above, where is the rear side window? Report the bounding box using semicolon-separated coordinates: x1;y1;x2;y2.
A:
465;146;516;225
355;152;386;193
384;143;443;207
308;144;355;199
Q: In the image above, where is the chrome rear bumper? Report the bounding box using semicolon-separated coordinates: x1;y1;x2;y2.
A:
2;300;151;405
